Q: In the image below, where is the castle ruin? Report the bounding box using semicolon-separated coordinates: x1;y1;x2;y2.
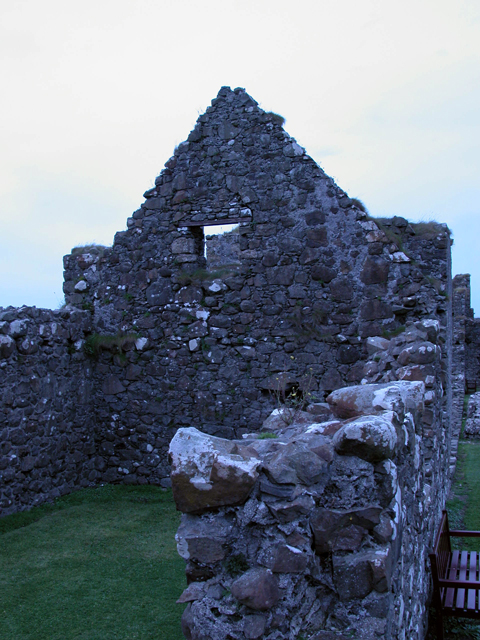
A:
1;87;479;639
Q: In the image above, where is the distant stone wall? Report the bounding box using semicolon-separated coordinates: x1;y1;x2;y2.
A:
452;273;480;395
171;321;450;640
0;307;94;516
466;318;480;393
464;392;480;439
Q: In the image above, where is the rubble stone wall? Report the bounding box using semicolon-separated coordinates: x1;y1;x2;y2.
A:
0;307;94;515
171;321;451;640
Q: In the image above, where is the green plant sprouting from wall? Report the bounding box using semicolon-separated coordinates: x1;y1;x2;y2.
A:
269;363;318;426
71;244;109;258
286;306;333;341
83;331;141;357
410;220;445;239
265;111;285;127
350;197;367;212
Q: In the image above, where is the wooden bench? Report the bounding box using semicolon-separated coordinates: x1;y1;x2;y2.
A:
429;510;480;639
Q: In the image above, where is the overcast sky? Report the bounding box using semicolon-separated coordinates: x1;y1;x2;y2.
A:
1;0;479;314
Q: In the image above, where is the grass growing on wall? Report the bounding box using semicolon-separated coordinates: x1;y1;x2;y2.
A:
0;485;186;640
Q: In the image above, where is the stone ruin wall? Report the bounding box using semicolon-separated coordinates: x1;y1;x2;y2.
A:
452;273;480;441
0;307;94;514
458;274;480;392
58;87;453;488
170;320;450;640
0;85;469;638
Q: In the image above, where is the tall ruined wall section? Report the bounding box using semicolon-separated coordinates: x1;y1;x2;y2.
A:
466;318;480;388
0;307;94;516
61;86;453;489
452;274;480;441
457;274;480;392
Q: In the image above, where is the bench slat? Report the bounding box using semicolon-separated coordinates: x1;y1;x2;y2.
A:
456;551;468;609
467;552;478;612
445;551;460;609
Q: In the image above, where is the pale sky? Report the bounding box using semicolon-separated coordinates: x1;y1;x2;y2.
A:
1;0;479;313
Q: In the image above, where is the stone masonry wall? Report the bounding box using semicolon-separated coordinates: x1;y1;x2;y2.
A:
0;85;466;640
60;87;453;490
170;320;451;640
452;273;480;394
466;317;480;390
0;306;94;516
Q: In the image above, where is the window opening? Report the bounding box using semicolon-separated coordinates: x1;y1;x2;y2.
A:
204;223;241;269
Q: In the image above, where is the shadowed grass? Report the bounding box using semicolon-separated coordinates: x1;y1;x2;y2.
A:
0;485;185;640
459;442;480;535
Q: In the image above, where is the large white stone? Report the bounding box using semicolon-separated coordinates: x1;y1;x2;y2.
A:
333;414;397;462
74;280;88;291
169;427;261;512
9;319;28;337
366;336;390;356
327;381;424;420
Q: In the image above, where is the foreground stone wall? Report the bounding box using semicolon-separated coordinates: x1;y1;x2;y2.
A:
0;307;94;516
171;321;450;640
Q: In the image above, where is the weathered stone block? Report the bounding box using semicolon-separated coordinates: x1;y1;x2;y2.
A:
146;281;173;306
102;375;125;395
231;568;280;610
175;514;232;563
268;494;315;522
333;415;397;462
332;553;373;600
267;265;295;285
360;299;394;320
243;614;266;639
264;441;329;486
169;428;260;512
0;335;16;359
397;342;438;366
329;277;353;301
268;544;308;573
310;506;382;554
366;336;390;356
361;257;390;284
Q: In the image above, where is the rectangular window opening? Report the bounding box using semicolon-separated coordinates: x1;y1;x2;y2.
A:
204;223;241;269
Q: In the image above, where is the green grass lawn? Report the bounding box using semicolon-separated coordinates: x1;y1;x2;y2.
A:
0;485;186;640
